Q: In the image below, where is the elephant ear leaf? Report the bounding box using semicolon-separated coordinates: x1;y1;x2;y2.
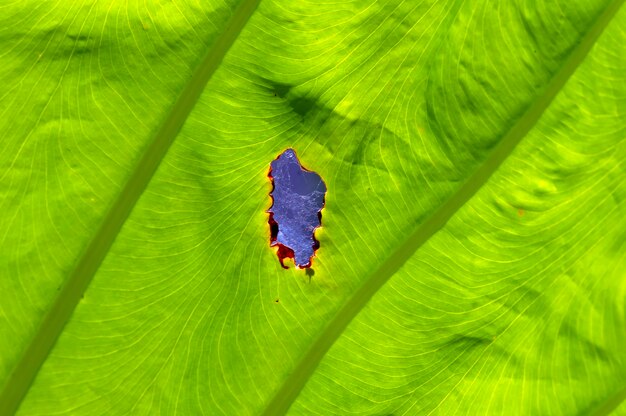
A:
1;0;625;415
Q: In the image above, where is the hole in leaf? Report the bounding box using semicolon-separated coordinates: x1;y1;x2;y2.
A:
267;148;326;269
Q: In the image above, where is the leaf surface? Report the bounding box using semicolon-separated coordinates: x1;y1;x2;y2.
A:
1;0;625;414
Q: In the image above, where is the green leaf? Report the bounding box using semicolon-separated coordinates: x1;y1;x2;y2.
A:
1;0;625;415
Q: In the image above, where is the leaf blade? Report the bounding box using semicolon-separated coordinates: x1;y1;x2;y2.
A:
1;0;624;415
262;2;626;412
0;0;260;413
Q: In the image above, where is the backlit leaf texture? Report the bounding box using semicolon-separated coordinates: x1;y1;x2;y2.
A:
0;0;624;414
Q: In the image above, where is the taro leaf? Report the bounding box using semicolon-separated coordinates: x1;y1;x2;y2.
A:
269;148;326;268
1;0;626;415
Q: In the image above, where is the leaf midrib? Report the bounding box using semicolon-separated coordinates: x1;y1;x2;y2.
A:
261;0;626;414
0;0;261;414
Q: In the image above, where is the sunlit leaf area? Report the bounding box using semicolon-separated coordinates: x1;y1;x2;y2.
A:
1;0;625;414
